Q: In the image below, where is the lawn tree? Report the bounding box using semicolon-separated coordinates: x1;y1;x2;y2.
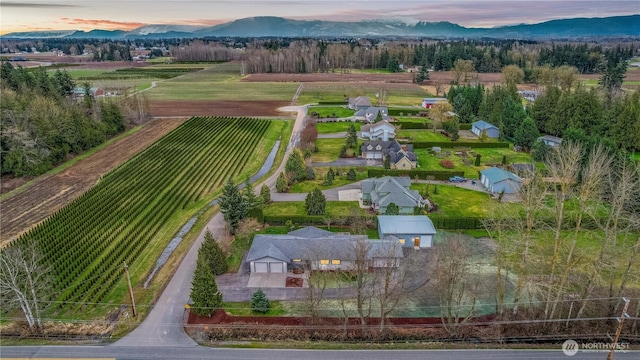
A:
260;184;271;204
543;141;582;318
0;241;52;332
474;154;482;166
443;118;460;141
306;166;316;180
430;102;454;130
302;266;329;324
385;202;399;215
347;124;358;146
305;187;326;216
599;60;626;98
549;145;610;320
276;172;288;193
285;148;306;183
323;167;335;185
251;288;270;313
219;178;248;234
479;129;489;143
434;235;477;336
190;252;222;317
531;140;552;162
346;168;357;181
577;157;640;318
202;228;228;275
383;154;391;169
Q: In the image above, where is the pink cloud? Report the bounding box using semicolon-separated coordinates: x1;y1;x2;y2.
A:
59;18;146;30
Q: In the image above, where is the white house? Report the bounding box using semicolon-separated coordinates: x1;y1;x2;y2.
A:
360;120;396;141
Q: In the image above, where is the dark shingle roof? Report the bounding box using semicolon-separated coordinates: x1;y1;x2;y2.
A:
288;226;334;238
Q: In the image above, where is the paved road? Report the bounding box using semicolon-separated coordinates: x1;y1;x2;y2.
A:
114;105;309;347
2;346;637;359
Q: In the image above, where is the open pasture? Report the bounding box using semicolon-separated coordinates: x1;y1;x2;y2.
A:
297;82;427;106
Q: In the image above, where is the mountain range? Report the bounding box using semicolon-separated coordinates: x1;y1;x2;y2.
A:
3;15;639;40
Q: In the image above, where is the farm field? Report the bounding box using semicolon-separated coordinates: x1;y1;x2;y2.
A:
9;116;281;317
0;117;188;245
296;82;427;106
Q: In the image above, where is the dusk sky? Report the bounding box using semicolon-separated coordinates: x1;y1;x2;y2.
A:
1;0;639;34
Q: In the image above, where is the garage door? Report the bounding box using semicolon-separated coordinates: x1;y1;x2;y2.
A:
254;262;269;273
269;262;284;273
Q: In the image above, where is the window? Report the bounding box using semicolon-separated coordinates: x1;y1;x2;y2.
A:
292;259;302;263
320;259;329;265
398;239;405;245
331;259;341;265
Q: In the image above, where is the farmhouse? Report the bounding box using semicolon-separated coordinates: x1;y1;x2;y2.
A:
361;176;425;214
72;86;105;99
378;215;437;248
421;97;448;109
348;96;372;110
538;135;563;147
388;145;417;170
480;167;523;194
360;120;396;141
360;140;414;161
354;106;391;123
517;89;540;102
471;120;500;139
246;227;403;273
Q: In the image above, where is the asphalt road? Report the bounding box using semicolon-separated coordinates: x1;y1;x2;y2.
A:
1;346;637;360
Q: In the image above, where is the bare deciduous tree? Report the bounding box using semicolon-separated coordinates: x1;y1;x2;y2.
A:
434;235;477;336
371;240;406;332
0;241;53;332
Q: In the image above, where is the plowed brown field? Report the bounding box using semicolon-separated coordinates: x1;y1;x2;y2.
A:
0;117;187;245
149;100;289;117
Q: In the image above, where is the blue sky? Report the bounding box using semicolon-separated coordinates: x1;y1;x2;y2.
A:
1;0;638;34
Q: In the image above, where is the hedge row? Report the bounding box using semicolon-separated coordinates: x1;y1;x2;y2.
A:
441;121;472;131
388;109;421;116
397;121;429;129
262;215;376;226
430;216;484;229
367;168;464;181
410;141;510;149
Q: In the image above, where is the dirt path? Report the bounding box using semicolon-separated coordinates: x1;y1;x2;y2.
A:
0;117;187;245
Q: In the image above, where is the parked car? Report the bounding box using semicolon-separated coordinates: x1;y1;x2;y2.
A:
449;176;467;183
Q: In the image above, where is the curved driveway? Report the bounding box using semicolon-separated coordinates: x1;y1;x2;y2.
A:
114;105;308;347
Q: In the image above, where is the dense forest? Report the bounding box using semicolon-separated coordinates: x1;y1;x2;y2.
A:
0;62;127;177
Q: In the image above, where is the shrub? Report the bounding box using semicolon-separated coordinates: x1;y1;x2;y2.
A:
440;159;455;169
251;289;270;313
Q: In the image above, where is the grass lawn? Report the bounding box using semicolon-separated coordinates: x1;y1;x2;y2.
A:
396;117;431;123
315;121;361;134
311;138;347;162
308;106;354;118
263;201;367;217
410;183;495;217
473;148;535;165
396;130;449;142
288;167;368;193
48;68;108;79
222;301;287;316
298;83;426;106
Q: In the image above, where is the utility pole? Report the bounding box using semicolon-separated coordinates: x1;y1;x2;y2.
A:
607;297;630;360
123;262;137;317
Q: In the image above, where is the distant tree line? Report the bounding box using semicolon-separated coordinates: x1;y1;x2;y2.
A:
0;62;127;177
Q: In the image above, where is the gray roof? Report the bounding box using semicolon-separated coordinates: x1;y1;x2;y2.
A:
348;96;372;107
354;107;390;122
362;176;423;208
246;228;399;263
480;167;523;184
361;120;394;133
472;120;498;131
538;135;563;144
378;215;437;235
360;140;411;154
288;226;333;238
389;149;417;163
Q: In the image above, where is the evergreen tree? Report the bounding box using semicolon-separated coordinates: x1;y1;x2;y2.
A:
479;129;489;143
201;229;227;275
385;203;399;215
474;154;482;166
346;168;357;180
531;140;552;162
219;179;247;234
190;253;222;317
307;167;316;180
383;155;391;169
514;117;541;151
415;64;430;83
305;188;326;215
285;149;306;183
251;289;271;313
323;167;335;185
276;172;288;193
347;124;358;145
243;177;261;211
260;184;271;205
